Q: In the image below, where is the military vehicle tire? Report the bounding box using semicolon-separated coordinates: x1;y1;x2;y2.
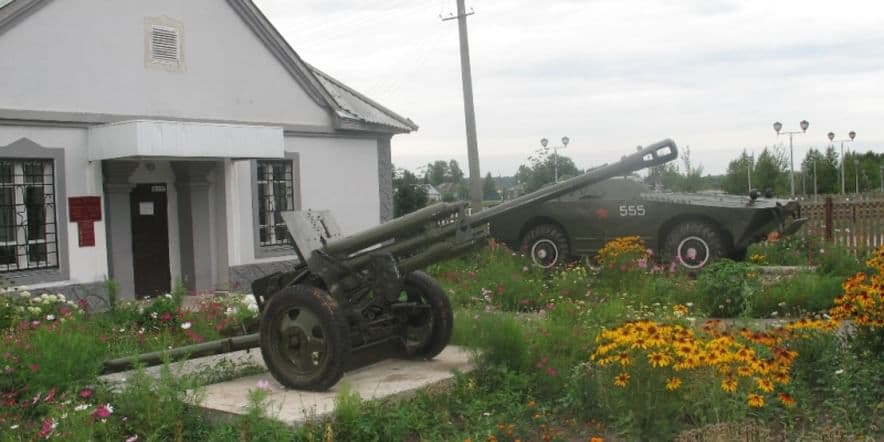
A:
662;221;727;270
402;271;453;360
259;284;350;391
521;224;570;268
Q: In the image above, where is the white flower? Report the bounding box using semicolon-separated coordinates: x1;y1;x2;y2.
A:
74;404;89;412
119;328;126;333
165;293;173;299
9;424;18;430
150;312;158;319
685;302;693;307
225;307;236;316
45;314;56;321
246;302;259;313
180;322;192;330
57;294;65;302
835;368;845;375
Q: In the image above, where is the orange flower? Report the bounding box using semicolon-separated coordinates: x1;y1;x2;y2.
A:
778;392;795;407
590;438;605;442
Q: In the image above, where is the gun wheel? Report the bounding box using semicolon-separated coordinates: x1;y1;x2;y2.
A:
662;221;727;270
521;224;570;268
401;271;453;359
259;284;350;391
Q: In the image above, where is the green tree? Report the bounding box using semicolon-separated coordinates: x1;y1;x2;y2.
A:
801;148;838;195
514;146;580;193
424;161;449;186
679;145;705;192
753;146;788;196
393;168;428;217
448;160;465;183
482;172;498;200
721;149;754;195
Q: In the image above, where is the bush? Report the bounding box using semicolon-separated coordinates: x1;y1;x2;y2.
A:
452;311;531;371
747;234;822;266
752;273;842;317
695;260;761;318
816;245;865;277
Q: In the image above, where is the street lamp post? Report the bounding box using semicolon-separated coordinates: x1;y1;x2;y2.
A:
540;136;570;183
773;120;809;198
855;159;860;194
827;131;856;195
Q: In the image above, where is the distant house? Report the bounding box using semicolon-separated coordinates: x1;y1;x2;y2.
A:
435;182;459;199
420;184;442;202
0;0;417;301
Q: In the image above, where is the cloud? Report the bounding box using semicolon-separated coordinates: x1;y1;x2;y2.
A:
254;0;884;176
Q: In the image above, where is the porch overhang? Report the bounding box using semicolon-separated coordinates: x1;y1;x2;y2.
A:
87;120;285;161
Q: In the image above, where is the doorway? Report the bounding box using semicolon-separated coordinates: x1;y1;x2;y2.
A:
130;183;171;297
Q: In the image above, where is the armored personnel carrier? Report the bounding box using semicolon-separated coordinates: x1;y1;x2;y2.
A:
490;177;805;269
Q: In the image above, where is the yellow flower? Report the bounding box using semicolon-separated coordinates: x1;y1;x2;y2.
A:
755;378;775;393
665;377;682;391
747;393;765;408
647;352;670;368
614;372;630;387
721;378;738;393
673;304;689;316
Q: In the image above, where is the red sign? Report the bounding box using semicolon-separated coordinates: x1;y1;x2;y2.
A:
69;197;102;222
77;221;95;247
69;197;101;247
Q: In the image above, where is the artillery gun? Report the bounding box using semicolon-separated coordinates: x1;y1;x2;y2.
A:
103;140;678;390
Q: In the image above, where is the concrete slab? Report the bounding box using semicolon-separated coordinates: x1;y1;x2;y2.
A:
190;346;475;426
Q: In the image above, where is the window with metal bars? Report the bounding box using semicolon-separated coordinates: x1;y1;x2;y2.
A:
257;160;294;247
0;159;58;272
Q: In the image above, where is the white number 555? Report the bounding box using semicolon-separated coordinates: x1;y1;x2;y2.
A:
618;204;646;217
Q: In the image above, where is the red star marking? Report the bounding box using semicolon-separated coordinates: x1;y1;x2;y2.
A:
596;207;609;220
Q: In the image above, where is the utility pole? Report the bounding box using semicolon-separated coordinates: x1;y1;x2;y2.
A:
444;0;482;212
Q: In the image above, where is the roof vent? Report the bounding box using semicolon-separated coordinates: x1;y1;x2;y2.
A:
150;25;180;64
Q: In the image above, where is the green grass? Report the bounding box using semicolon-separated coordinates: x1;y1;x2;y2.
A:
1;241;882;441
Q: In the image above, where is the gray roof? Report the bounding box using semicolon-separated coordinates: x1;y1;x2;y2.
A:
0;0;417;135
310;65;418;133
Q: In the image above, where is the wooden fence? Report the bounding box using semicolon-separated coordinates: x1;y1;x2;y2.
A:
798;196;884;253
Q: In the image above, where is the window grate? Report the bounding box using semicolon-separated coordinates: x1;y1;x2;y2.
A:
0;159;58;272
150;25;180;64
257;160;294;247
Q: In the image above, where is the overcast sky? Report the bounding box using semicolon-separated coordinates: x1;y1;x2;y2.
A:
254;0;884;177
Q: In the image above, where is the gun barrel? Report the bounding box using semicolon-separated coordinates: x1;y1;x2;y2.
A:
468;139;678;226
101;333;261;374
324;202;466;256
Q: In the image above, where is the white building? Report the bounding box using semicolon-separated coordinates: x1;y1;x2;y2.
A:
0;0;417;301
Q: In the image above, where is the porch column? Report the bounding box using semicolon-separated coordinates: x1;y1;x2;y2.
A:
102;161;139;300
172;162;216;293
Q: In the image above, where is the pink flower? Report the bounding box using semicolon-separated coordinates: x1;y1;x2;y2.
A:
78;388;93;399
37;418;56;439
92;403;113;420
546;366;558;377
256;379;271;391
